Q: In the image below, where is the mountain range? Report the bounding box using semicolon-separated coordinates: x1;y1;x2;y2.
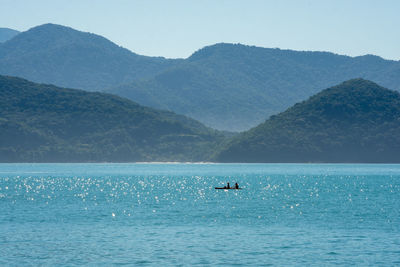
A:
0;23;400;132
108;44;400;131
215;79;400;163
1;75;399;163
0;75;224;162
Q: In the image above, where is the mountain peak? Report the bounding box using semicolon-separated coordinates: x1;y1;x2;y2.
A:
311;78;393;100
188;43;254;60
30;23;71;30
24;23;82;36
0;23;174;90
12;23;115;48
216;79;400;163
286;78;400;123
331;78;381;90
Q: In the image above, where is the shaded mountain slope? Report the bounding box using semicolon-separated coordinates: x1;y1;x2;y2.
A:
109;43;400;131
0;28;19;42
0;24;179;90
0;75;224;162
215;79;400;163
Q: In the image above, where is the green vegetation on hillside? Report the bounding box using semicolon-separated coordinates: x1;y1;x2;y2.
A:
0;75;224;162
215;79;400;163
109;43;400;131
1;24;400;132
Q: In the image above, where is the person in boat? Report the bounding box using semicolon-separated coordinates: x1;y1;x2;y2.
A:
227;182;230;189
235;183;239;189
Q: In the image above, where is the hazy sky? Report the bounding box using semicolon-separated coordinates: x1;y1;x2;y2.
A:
1;0;399;60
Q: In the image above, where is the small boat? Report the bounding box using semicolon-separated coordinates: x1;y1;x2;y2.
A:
215;187;241;190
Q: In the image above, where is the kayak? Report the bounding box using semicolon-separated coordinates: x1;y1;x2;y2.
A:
215;187;241;190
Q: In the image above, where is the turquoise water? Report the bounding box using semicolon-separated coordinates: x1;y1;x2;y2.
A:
0;163;399;266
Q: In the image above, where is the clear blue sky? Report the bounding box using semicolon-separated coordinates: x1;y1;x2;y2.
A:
1;0;399;60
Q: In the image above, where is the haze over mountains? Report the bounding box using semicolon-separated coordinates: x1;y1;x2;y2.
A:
1;23;400;132
216;79;400;163
1;75;398;163
0;75;224;162
0;24;178;91
110;44;400;131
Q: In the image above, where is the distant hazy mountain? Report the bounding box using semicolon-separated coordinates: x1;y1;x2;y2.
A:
215;79;400;163
0;24;179;90
109;43;400;131
0;75;224;162
2;24;400;132
0;28;19;42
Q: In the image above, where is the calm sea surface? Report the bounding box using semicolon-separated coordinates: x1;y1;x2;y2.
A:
0;163;399;266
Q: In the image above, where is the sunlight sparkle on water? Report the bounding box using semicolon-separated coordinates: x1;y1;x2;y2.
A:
0;163;399;266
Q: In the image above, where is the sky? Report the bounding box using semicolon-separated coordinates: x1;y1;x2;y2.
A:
1;0;399;60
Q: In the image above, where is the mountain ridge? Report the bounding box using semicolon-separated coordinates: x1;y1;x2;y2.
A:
109;43;400;131
0;75;224;162
1;23;400;131
215;79;400;163
0;24;180;90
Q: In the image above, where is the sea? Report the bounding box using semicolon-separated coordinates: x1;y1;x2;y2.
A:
0;163;399;266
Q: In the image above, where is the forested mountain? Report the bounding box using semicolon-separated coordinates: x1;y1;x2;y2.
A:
0;28;19;42
2;77;399;163
1;24;400;132
109;44;400;131
0;24;179;90
215;79;400;163
0;75;224;162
